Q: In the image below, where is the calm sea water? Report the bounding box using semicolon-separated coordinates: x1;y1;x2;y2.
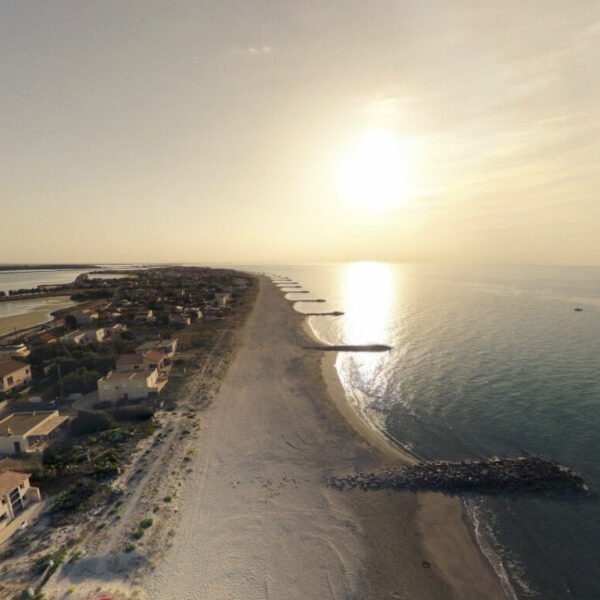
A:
250;263;600;600
0;268;91;294
0;266;137;294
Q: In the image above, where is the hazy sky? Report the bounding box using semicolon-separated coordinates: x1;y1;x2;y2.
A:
1;1;599;265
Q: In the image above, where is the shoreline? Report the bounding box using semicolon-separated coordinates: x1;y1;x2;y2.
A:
0;296;76;336
299;291;508;599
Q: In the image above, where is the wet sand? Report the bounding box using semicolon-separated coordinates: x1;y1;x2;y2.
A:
0;296;75;336
146;277;505;599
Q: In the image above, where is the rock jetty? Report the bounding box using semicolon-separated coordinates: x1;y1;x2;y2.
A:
326;457;590;496
307;344;392;352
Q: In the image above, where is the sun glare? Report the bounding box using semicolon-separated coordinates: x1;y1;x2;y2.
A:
337;131;415;211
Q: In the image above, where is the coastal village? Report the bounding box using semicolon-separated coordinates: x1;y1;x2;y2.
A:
0;267;256;599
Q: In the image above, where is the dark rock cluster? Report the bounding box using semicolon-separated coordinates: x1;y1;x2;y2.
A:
326;457;590;496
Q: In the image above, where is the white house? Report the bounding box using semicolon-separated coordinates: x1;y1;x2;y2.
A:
0;344;30;359
60;331;86;345
0;411;69;455
80;329;106;344
0;360;32;394
72;310;99;326
116;350;169;373
169;314;191;328
97;369;167;403
214;293;232;307
136;339;178;357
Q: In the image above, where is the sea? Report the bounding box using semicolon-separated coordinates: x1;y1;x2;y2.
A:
247;263;600;600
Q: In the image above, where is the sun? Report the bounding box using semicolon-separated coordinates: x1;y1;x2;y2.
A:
337;130;414;211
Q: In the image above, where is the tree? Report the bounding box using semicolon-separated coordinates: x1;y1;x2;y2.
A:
64;314;78;330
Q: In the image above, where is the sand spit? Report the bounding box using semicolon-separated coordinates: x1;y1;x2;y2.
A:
138;278;505;600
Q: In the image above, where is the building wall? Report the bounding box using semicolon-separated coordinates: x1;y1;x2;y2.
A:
0;366;32;392
0;435;31;455
0;478;40;531
98;371;158;403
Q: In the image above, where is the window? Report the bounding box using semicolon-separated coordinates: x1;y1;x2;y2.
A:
7;376;13;385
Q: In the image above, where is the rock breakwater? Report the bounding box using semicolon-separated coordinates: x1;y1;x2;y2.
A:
326;457;590;496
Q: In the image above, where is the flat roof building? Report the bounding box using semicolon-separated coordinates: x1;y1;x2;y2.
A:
0;411;69;455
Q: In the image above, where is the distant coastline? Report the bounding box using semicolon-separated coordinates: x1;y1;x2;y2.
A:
0;264;98;272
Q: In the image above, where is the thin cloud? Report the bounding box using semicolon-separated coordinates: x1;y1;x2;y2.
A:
235;45;273;56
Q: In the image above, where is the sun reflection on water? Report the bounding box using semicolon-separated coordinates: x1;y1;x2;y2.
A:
336;262;399;429
342;262;395;345
339;262;397;383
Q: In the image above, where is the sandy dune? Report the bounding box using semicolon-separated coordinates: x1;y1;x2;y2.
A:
146;278;505;599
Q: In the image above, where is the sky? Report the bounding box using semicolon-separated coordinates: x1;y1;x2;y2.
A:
1;1;599;266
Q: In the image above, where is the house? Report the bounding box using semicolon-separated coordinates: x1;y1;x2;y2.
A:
169;313;191;328
0;411;69;455
132;309;154;324
0;471;41;533
115;353;146;372
0;344;30;359
72;310;99;326
97;369;167;403
29;331;58;345
104;323;127;339
60;331;86;345
142;350;169;372
136;338;178;357
214;292;232;307
80;328;106;344
0;360;33;393
116;350;169;373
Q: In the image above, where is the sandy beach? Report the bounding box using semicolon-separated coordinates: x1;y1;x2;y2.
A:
145;277;505;599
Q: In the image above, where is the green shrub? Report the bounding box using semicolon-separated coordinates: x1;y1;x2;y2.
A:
132;528;145;539
92;450;120;479
124;542;136;553
140;517;153;529
52;481;96;514
71;410;116;436
163;495;172;503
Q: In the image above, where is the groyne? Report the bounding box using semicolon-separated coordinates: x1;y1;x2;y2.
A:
303;311;345;316
326;457;590;496
306;344;391;352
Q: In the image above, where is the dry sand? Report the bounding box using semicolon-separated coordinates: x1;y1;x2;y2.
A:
145;278;506;599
